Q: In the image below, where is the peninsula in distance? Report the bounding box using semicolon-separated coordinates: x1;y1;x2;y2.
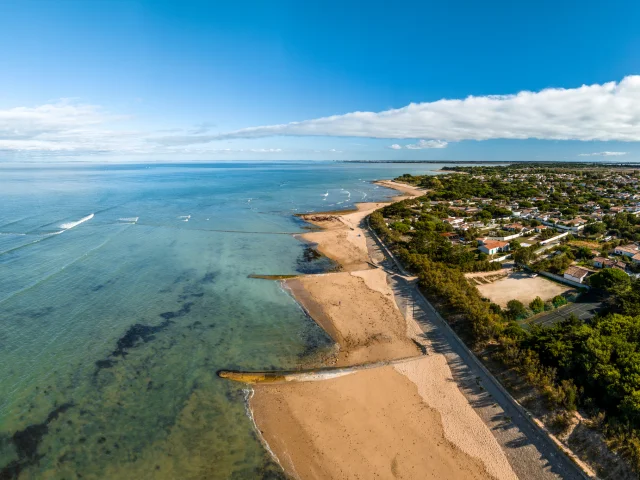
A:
1;1;639;479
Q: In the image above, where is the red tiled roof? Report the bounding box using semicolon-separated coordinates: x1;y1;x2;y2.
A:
481;240;509;249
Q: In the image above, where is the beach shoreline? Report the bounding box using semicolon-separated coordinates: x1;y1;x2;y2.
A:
247;180;518;480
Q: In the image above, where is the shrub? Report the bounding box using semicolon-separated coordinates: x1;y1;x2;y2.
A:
507;299;528;320
552;295;567;308
529;296;545;314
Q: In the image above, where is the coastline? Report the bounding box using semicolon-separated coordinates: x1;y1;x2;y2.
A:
247;181;518;480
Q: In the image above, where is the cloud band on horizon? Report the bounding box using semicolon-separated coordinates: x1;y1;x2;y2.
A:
155;76;640;146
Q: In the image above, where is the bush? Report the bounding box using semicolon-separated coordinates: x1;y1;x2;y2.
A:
390;221;410;233
552;295;567;308
529;296;545;314
507;299;528;319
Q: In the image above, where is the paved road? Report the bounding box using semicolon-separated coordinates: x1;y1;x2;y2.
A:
364;217;588;480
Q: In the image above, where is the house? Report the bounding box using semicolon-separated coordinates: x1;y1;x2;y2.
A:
558;218;587;232
504;223;525;232
633;253;640;265
614;244;639;257
614;261;628;271
534;225;548;233
478;240;510;255
440;232;460;242
564;266;590;284
593;257;609;268
444;217;464;225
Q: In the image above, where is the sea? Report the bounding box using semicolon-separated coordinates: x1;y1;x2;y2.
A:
0;161;449;479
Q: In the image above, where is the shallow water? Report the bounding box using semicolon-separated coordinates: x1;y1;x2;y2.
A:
0;161;450;479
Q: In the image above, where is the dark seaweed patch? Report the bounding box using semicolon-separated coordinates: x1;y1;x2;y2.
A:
296;245;337;274
302;246;321;262
94;359;114;370
201;272;217;283
159;302;193;321
0;403;73;480
112;317;174;358
94;301;194;375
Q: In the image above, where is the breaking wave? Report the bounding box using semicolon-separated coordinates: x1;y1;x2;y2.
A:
59;213;94;231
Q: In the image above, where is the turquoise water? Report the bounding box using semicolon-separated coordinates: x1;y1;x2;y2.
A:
0;162;446;479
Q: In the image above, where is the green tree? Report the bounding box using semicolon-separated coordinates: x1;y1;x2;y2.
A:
588;268;631;293
513;246;536;265
529;296;545;313
391;221;410;234
507;299;527;319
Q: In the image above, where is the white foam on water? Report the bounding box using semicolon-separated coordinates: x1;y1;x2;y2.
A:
322;191;329;197
59;213;94;231
178;215;191;222
118;217;139;223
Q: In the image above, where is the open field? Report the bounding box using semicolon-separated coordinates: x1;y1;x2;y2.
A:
475;272;574;307
569;240;602;250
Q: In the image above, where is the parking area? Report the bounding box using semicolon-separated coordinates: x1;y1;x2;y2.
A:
474;271;574;308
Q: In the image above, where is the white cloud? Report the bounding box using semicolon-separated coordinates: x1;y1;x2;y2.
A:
4;76;640;160
197;76;640;143
578;151;628;157
405;139;448;149
249;148;282;153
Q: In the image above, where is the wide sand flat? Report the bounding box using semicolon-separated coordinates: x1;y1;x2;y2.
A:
251;365;495;480
287;269;419;365
374;180;427;198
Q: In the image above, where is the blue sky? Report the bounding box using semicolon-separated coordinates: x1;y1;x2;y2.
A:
0;0;639;162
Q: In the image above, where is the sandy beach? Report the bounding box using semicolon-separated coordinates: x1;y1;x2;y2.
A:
249;181;518;480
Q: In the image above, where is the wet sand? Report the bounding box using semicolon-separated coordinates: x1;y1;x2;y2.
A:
250;181;518;480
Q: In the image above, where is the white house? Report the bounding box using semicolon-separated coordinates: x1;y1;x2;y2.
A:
614;244;639;258
564;266;590;284
478;240;510;255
